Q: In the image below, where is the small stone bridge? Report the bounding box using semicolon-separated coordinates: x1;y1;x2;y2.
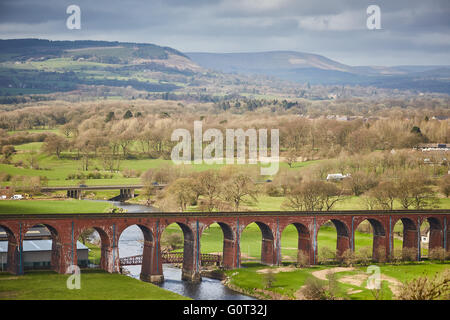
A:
41;184;166;200
0;210;448;283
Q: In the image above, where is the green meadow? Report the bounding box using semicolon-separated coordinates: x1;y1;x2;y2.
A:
0;199;111;214
0;269;188;300
224;261;449;300
1;149;319;187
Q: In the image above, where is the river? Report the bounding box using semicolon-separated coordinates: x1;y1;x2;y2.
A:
91;200;255;300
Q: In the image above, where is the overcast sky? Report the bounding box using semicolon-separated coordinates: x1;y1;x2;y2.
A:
0;0;449;66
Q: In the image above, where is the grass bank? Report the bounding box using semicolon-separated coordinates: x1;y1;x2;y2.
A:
0;199;111;214
0;269;188;300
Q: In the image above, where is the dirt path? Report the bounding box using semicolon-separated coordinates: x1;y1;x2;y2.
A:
311;267;402;297
339;273;402;296
311;267;355;281
256;266;297;274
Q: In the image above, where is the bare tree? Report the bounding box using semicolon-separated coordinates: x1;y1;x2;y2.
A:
283;181;322;211
196;170;222;212
285;149;298;168
321;182;344;211
344;172;378;196
369;180;398;210
165;178;197;211
439;174;450;197
222;172;259;211
42;134;69;158
1;145;15;162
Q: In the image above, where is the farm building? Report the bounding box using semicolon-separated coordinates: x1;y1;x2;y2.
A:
0;227;89;270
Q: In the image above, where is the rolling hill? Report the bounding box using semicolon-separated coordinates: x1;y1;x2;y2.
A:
187;51;450;93
0;39;449;99
0;39;204;97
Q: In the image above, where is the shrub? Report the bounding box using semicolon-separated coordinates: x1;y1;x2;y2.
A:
340;249;356;267
402;247;418;262
375;246;387;263
302;273;341;300
318;247;336;264
297;251;310;267
87;171;102;179
122;168;141;178
398;270;450;300
428;248;448;262
265;183;282;197
263;269;276;289
13;160;24;167
162;233;183;251
0;172;12;182
439;174;450;197
391;248;403;265
356;246;372;266
104;206;127;213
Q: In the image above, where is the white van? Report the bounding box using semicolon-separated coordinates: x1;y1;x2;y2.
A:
12;194;23;200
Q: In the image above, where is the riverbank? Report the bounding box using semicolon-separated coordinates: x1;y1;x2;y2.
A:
0;269;189;300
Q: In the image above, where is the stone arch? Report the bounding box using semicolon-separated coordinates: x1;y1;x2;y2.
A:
0;224;19;274
201;221;235;269
392;217;419;261
241;221;276;265
280;222;312;265
117;224;156;282
317;219;351;261
421;217;444;257
354;218;387;262
23;223;61;273
161;222;198;282
75;226;111;272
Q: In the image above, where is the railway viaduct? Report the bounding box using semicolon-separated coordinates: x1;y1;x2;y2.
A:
0;210;448;283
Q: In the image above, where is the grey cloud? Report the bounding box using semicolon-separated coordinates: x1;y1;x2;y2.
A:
0;0;448;65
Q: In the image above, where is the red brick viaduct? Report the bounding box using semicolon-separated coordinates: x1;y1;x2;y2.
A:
0;210;448;283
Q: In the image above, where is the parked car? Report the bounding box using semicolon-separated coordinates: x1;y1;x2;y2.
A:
79;184;88;188
11;194;23;200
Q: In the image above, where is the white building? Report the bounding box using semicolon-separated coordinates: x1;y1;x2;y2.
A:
326;173;350;181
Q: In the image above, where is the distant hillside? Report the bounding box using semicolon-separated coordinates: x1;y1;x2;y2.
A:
187;51;354;73
0;39;203;97
1;39;449;100
187;51;450;93
0;39;190;63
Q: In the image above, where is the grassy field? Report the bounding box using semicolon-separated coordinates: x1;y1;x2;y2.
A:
224;261;449;300
0;269;188;300
248;195;450;211
1;153;318;187
84;242;101;263
1;133;322;188
2;141;449;211
0;200;111;214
